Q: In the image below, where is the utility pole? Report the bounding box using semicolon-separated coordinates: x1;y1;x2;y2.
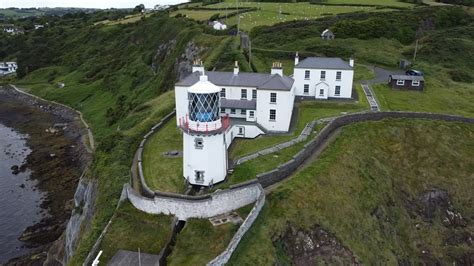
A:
413;39;418;62
248;38;252;69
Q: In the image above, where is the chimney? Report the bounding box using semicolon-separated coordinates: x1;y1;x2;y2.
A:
271;62;283;76
192;59;204;74
294;52;299;66
233;61;239;75
349;57;354;68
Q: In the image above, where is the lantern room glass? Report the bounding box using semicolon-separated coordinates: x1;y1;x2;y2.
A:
188;92;220;122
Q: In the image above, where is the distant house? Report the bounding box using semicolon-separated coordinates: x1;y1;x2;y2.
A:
154;4;170;10
2;24;23;35
34;24;44;30
321;29;334;40
211;21;227;30
0;62;18;76
388;75;424;90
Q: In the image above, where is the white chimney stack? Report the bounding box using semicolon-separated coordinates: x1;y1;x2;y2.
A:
271;62;283;76
192;59;204;74
233;61;239;75
349;57;354;68
294;52;299;66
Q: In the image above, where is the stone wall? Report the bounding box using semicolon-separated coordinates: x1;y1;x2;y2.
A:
207;185;265;265
256;111;474;187
126;181;263;220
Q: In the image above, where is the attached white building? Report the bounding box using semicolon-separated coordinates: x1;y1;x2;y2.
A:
0;62;18;75
175;61;295;186
293;54;354;99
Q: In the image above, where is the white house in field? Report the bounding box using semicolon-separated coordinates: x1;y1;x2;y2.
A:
175;61;295;186
0;62;18;75
293;53;354;99
174;54;354;186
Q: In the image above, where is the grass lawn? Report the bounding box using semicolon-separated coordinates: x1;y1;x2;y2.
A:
98;201;174;264
373;76;474;118
229;119;474;264
142;117;184;193
229;95;368;159
168;219;239;265
324;0;414;7
167;204;254;265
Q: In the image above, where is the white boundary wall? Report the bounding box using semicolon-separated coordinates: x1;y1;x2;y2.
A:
126;183;263;220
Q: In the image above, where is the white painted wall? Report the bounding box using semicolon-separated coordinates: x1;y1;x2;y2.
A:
293;68;353;99
183;132;227;186
256;88;294;132
175;86;188;127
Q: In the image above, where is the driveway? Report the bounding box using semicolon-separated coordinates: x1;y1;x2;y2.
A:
366;66;405;85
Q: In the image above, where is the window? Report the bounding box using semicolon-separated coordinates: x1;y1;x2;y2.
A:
396;80;405;86
336;71;342;81
320;71;326;80
412;80;420;86
240;109;246;115
238;126;245;135
249;110;255;118
241;89;247;99
252;90;257;99
304;84;309;94
195;171;204;183
304;70;310;79
220;88;226;98
270;92;277;103
221;108;226;113
319;89;324;96
231;108;236;114
335;86;341;96
269;109;276;121
195;138;204;149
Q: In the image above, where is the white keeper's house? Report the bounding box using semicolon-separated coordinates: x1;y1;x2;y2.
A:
174;54;354;186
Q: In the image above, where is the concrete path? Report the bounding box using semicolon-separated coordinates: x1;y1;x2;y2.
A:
361;83;380;112
359;66;404;112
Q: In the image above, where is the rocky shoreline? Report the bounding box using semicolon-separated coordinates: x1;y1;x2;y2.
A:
0;86;91;265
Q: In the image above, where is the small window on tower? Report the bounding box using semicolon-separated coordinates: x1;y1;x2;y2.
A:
195;171;205;184
195;138;204;149
238;126;245;135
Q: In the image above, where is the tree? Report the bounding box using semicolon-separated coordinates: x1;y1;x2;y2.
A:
133;4;145;14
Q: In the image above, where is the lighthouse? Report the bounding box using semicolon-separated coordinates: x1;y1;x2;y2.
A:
178;73;230;186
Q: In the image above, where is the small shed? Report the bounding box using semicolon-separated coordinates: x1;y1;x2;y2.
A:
388;75;424;90
321;29;335;40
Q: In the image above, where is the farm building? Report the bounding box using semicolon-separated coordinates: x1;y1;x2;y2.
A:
211;21;227;30
388;75;424;90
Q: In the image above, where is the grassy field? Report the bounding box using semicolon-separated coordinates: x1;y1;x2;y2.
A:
229;119;474;264
142;117;184;193
373;63;474;117
173;1;402;31
98;201;174;263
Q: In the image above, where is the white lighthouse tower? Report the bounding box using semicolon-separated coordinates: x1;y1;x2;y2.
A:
178;73;230;186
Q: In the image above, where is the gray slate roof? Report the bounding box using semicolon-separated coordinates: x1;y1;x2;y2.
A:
220;99;256;109
176;71;294;91
295;57;352;70
390;75;424;81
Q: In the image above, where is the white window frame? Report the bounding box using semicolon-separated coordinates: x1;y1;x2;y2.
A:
303;84;309;94
336;71;342;81
304;70;310;79
221;108;226;113
230;108;236;114
396;80;405;86
220;88;226;98
412;80;420;86
240;109;246;115
335;86;341;96
269;109;276;121
252;89;257;99
270;92;277;103
319;89;324;96
249;110;255;118
320;71;326;80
